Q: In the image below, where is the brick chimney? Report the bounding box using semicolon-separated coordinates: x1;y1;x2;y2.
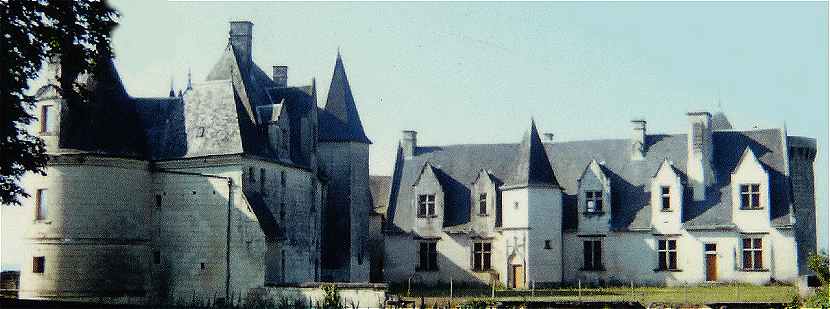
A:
686;111;714;201
631;119;646;161
401;130;417;158
273;66;287;88
229;21;253;71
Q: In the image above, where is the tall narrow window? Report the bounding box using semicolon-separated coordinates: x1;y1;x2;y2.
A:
417;194;436;217
248;167;256;183
585;191;603;213
417;241;438;271
40;105;56;134
742;238;763;270
32;256;45;273
478;193;487;215
473;242;491;271
693;123;704;148
740;184;761;209
155;194;162;208
657;239;678;270
582;240;603;270
153;251;161;264
35;189;47;220
260;168;266;193
660;186;671;211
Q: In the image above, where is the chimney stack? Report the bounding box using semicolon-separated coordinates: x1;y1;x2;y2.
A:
543;133;554;143
273;66;287;88
229;21;253;71
631;119;646;160
401;130;417;158
686;111;714;201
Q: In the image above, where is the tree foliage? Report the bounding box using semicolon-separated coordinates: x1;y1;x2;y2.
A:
0;0;118;205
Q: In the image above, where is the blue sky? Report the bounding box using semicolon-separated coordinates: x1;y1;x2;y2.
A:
1;1;827;270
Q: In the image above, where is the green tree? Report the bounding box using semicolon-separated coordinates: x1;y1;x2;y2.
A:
0;0;118;205
806;251;829;308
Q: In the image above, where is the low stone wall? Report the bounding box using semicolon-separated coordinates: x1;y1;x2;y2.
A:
250;283;387;308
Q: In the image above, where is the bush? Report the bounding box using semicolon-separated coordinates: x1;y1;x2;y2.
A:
321;284;342;309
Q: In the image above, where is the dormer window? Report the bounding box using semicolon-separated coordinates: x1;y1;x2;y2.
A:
660;186;671;211
585;191;602;213
739;184;761;209
478;193;487;215
417;194;435;217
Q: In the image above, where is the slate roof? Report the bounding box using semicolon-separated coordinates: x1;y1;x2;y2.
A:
505;120;559;188
41;59;148;158
319;54;372;144
369;176;392;215
711;112;733;131
386;126;795;234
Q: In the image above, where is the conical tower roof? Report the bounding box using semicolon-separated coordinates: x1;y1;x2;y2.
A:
504;120;559;188
320;52;371;144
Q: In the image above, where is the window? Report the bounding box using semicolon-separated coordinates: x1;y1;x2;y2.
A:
582;240;603;270
544;240;552;250
200;262;206;270
260;168;266;192
197;127;206;137
417;194;436;217
35;189;47;220
32;256;45;274
153;251;161;264
660;186;671;211
40;105;56;133
585;191;603;213
473;242;492;271
248;167;256;183
155;194;162;208
478;193;487;215
417;242;438;271
657;239;678;270
740;184;761;209
742;238;763;270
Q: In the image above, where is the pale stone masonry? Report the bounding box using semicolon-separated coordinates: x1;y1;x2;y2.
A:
16;21;372;304
383;113;817;287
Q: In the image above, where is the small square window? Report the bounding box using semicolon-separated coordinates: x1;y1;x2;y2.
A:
585;191;603;213
544;240;552;249
33;256;45;273
200;262;206;270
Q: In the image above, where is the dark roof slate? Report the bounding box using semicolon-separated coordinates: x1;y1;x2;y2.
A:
386;128;792;234
712;112;734;131
320;54;371;144
505;120;560;188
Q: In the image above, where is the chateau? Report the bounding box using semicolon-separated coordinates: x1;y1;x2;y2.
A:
18;21;373;303
381;114;817;287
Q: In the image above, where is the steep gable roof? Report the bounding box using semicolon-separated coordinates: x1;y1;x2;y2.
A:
319;53;371;144
504;120;559;188
385;127;792;234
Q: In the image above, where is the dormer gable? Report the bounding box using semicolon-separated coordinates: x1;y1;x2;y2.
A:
577;160;612;233
411;162;446;237
651;159;684;233
730;147;771;230
471;169;500;233
256;99;291;161
577;160;611;214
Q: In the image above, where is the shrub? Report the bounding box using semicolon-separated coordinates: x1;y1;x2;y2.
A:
321;284;342;309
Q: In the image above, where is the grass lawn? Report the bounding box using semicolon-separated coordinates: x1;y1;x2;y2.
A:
393;284;798;305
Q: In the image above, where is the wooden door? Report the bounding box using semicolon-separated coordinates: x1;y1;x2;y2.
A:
705;254;717;281
511;265;524;289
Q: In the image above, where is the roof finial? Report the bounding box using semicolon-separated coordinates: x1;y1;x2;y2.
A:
186;67;193;91
337;46;341;59
169;77;175;97
716;86;723;111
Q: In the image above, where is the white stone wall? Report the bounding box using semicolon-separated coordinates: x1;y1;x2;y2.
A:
18;157;152;304
527;188;562;284
563;229;798;286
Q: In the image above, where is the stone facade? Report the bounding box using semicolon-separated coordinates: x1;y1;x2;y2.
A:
383;112;817;288
16;21;373;305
